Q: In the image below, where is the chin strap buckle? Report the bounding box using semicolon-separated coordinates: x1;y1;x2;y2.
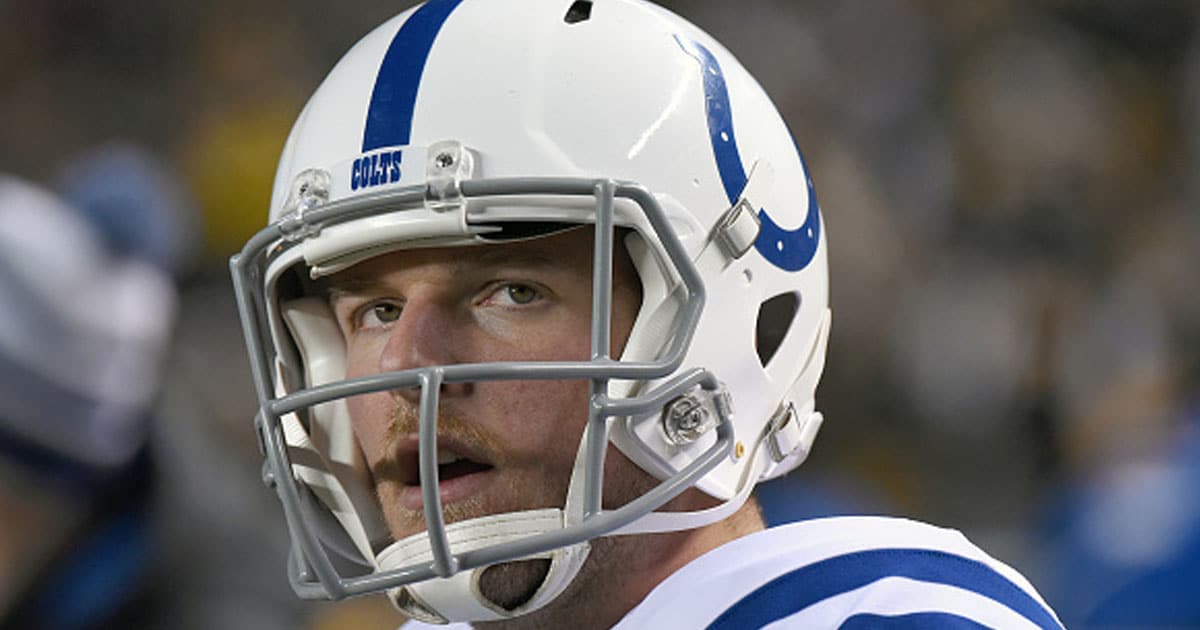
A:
764;401;823;470
715;198;762;260
712;159;774;262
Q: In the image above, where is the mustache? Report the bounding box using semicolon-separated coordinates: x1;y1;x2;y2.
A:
381;404;502;458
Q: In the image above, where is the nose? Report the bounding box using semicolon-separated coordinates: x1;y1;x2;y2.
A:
377;296;470;404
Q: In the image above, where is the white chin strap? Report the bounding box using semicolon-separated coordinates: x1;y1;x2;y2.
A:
376;510;590;624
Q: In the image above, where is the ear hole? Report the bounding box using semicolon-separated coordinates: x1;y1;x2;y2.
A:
564;0;592;24
756;292;800;366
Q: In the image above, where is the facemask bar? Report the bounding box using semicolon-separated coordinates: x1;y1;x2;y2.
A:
231;177;727;600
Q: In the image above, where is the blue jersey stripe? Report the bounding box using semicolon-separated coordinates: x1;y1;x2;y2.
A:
362;0;465;152
673;35;821;272
706;548;1061;630
840;612;991;630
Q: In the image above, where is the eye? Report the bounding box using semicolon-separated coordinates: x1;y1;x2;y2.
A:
505;284;540;305
480;282;546;308
356;301;401;328
373;302;402;322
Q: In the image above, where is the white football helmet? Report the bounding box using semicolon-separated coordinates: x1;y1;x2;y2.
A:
231;0;829;623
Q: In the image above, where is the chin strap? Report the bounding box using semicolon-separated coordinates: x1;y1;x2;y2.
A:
376;509;590;623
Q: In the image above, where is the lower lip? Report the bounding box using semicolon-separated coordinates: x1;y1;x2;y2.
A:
397;467;495;511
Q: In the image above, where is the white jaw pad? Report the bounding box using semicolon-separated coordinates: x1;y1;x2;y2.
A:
376;510;590;623
281;298;390;561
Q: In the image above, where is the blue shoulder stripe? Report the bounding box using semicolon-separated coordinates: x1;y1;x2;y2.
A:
362;0;465;152
706;548;1061;630
840;612;990;630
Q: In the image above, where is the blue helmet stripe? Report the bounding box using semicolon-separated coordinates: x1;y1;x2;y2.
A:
706;548;1063;630
675;36;821;272
362;0;465;152
675;35;747;205
757;133;822;272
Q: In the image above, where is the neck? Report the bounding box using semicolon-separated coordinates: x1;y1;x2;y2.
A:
475;493;766;630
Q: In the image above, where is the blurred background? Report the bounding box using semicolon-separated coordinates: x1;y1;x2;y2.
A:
1;0;1197;628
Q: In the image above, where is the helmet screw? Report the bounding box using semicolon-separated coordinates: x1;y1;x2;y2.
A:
662;392;716;445
435;152;455;168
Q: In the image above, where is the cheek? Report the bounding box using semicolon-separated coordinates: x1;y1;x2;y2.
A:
480;378;591;459
471;317;613;463
345;392;391;465
600;446;659;509
341;342;389;462
473;290;594;359
344;335;381;378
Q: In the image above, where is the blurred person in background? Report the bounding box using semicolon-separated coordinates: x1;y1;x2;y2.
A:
0;147;182;629
232;1;1062;627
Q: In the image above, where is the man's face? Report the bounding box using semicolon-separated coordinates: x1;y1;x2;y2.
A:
327;227;644;543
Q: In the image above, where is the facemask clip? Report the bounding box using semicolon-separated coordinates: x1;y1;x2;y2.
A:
425;140;478;213
279;168;332;242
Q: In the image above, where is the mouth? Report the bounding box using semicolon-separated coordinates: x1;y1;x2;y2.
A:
392;439;496;510
427;448;494;483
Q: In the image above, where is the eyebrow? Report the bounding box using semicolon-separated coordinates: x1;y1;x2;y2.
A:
324;277;393;304
322;248;567;302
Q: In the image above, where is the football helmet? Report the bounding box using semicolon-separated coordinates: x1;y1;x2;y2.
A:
231;0;830;623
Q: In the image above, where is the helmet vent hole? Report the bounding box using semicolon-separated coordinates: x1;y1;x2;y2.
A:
564;0;592;24
756;292;799;367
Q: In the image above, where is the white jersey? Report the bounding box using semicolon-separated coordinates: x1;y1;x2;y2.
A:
402;516;1063;629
